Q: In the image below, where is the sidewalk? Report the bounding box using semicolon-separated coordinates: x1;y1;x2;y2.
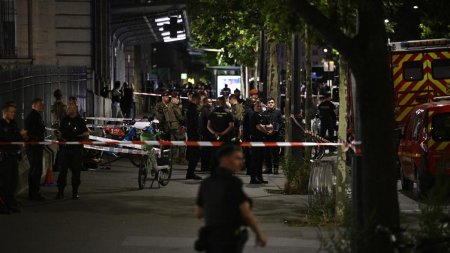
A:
1;160;324;253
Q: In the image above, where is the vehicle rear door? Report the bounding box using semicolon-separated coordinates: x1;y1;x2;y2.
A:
392;52;430;126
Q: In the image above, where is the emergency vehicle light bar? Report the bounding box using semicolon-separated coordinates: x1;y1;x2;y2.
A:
400;39;450;48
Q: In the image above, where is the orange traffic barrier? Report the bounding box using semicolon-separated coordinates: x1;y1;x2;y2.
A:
43;166;55;185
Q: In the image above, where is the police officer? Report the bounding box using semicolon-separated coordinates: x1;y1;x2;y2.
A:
185;93;202;180
318;93;337;142
262;98;283;175
200;97;213;172
207;96;234;143
195;144;267;253
242;99;254;175
25;98;46;201
0;103;27;214
54;104;89;200
249;101;271;184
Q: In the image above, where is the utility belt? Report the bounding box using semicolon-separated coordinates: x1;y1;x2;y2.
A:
195;225;248;251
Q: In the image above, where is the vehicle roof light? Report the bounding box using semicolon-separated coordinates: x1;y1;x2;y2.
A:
401;39;450;48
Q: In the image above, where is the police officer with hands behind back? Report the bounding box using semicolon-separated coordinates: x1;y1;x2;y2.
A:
0;103;27;214
249;101;272;184
207;96;234;142
54;104;89;200
25;98;46;201
262;98;283;175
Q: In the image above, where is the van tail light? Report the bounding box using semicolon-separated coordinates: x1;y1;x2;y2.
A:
420;141;429;153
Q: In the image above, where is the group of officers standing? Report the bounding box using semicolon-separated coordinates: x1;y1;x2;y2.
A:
154;88;284;184
0;90;88;214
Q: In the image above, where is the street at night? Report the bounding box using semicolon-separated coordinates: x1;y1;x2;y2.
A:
0;0;449;253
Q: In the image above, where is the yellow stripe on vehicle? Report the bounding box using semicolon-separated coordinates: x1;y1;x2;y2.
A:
436;142;450;151
396;107;413;122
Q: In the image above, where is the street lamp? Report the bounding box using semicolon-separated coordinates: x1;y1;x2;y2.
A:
384;19;389;23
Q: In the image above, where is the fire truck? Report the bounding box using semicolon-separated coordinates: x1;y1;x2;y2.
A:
389;38;450;127
388;39;450;194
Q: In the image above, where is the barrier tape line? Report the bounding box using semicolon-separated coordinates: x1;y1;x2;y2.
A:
133;91;217;101
289;114;331;143
133;92;189;100
84;145;148;155
88;135;143;150
0;140;342;147
289;114;360;152
85;117;133;121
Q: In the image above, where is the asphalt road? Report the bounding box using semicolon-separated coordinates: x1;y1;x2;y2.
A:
0;158;419;253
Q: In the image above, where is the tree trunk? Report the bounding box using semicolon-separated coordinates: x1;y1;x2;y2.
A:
288;1;400;251
304;25;313;161
268;42;279;102
285;40;292;145
336;56;348;222
346;2;399;252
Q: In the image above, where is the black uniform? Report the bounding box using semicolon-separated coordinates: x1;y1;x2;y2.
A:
318;100;337;141
242;102;254;174
196;168;250;253
249;112;269;182
0;119;23;210
262;108;283;174
25;109;46;199
57;115;88;197
208;107;234;142
200;105;213;171
186;102;201;177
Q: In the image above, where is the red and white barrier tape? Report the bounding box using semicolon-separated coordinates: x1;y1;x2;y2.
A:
84;144;147;155
88;135;143;150
85;117;133;121
133;92;189;100
134;91;217;101
0;140;341;147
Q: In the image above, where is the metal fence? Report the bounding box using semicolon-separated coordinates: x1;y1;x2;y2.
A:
0;66;87;128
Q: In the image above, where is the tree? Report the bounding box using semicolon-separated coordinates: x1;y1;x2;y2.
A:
287;0;399;252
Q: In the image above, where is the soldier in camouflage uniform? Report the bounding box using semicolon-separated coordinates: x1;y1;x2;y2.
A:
168;92;185;162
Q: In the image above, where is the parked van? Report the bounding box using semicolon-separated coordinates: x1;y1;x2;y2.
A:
398;98;450;195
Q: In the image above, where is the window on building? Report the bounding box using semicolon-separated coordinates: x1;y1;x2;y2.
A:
0;0;16;58
403;61;423;81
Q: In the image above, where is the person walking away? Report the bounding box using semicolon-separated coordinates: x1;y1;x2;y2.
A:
111;81;123;118
229;94;244;141
249;101;272;184
120;82;134;118
207;96;234;143
262;98;283;175
25;98;46;201
185;93;202;180
54;104;89;200
50;89;66;128
318;93;337;142
0;103;27;214
195;144;267;252
200;97;213;172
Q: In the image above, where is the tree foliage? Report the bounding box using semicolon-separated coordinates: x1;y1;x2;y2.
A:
188;0;262;66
